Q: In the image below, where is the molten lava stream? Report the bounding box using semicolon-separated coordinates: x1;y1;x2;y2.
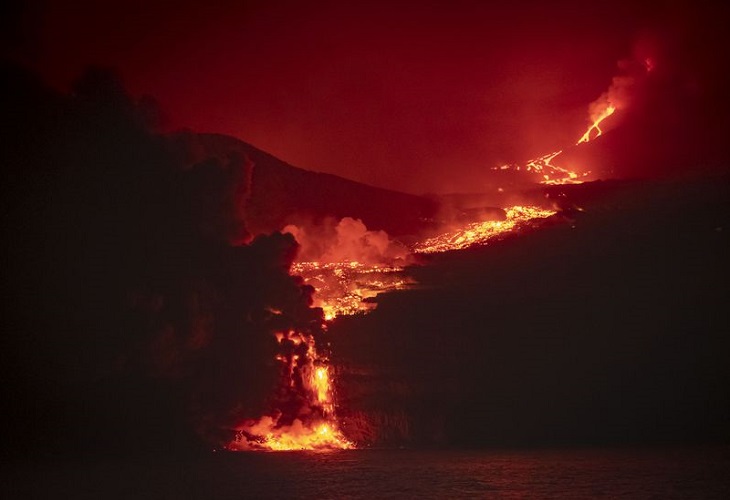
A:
292;261;413;320
413;205;556;254
229;204;557;451
577;104;616;144
230;79;624;451
228;327;354;451
492;100;616;185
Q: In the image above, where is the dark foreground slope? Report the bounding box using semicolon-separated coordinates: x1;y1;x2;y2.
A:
0;63;437;457
332;175;730;448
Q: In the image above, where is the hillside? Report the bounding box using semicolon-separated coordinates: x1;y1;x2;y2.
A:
169;132;439;237
331;174;730;447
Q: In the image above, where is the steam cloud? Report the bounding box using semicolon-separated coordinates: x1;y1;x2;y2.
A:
283;217;410;265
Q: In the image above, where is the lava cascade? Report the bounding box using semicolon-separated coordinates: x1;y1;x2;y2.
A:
228;201;559;450
227;59;634;452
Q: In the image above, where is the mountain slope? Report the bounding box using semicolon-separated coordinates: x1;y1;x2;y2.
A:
169;132;439;237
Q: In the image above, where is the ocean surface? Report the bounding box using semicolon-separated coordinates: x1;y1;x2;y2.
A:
4;447;730;499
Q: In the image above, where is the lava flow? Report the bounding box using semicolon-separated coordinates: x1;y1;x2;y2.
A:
228;265;410;450
577;104;616;144
227;72;625;451
413;205;557;254
227;82;618;451
495;150;587;186
228;326;354;451
228;201;557;451
224;47;656;452
292;261;413;320
494;96;618;185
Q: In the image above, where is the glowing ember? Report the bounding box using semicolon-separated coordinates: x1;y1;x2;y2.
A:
577;104;616;144
413;205;556;254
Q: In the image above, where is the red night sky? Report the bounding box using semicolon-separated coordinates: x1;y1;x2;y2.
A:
7;0;696;193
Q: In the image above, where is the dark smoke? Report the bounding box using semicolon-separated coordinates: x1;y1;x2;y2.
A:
1;62;320;455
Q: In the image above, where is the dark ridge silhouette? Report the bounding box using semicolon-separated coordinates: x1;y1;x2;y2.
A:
0;63;325;456
168;132;439;237
0;61;441;457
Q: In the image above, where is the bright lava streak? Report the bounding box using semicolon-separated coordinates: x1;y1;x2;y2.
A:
493;101;617;185
291;261;413;320
577;104;616;144
413;205;556;254
229;68;621;451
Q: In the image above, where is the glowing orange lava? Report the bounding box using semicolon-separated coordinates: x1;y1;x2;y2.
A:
231;203;557;451
291;261;412;320
493;98;617;185
230;415;354;451
525;150;585;185
577;104;616;144
227;66;630;452
229;329;353;451
312;365;333;411
413;205;556;254
259;422;350;451
493;150;586;186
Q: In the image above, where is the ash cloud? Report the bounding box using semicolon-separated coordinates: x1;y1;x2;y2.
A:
1;62;321;455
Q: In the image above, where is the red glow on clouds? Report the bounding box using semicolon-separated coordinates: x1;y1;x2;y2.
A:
19;0;661;194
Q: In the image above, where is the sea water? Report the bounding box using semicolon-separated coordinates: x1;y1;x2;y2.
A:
4;447;729;499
